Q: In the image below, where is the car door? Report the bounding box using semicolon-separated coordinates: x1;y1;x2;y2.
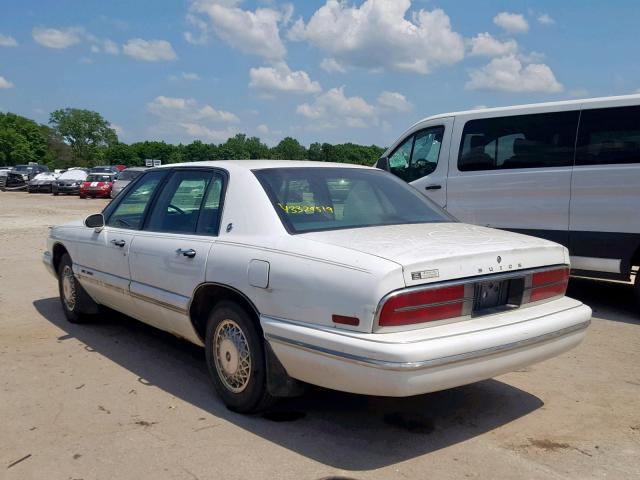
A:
446;110;579;247
383;118;453;207
127;169;226;342
74;170;168;314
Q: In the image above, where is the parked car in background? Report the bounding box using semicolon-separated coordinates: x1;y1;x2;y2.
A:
28;172;59;193
43;160;591;413
52;169;89;196
115;164;127;172
90;165;120;176
80;173;116;198
0;164;50;191
110;167;146;198
377;94;640;303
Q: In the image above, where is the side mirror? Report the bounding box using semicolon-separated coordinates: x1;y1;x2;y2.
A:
376;156;390;171
84;213;105;230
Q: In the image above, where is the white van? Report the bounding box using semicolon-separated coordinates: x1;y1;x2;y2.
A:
377;94;640;298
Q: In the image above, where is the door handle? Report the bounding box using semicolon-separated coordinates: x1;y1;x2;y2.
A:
425;184;442;190
110;239;126;247
176;248;196;258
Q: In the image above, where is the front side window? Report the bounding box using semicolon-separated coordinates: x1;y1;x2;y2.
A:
106;170;167;230
145;170;225;235
576;106;640;166
387;127;444;182
255;167;454;234
458;111;580;171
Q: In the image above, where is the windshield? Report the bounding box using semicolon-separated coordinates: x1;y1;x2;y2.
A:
117;169;143;181
86;174;113;182
91;167;114;173
13;165;31;172
59;170;87;180
254;167;455;234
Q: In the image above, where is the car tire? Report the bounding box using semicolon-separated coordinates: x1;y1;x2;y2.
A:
205;301;275;413
53;191;58;196
634;269;640;308
79;194;86;199
57;253;97;324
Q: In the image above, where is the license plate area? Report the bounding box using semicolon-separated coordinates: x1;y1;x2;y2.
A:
472;277;525;316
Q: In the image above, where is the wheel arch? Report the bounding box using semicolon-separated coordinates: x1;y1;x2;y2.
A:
52;242;69;274
189;282;261;343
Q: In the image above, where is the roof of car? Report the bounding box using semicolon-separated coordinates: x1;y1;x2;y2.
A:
153;160;373;171
415;93;640;124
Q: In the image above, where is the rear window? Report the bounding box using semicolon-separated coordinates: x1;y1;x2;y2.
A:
458;111;579;171
254;167;454;234
86;174;113;182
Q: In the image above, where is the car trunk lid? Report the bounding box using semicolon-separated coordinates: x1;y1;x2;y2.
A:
302;223;568;287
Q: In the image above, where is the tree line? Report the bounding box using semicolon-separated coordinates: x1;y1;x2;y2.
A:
0;108;386;169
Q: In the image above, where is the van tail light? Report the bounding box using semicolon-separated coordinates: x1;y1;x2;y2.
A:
378;284;468;327
527;267;569;303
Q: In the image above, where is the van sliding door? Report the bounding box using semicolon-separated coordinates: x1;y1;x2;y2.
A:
446;110;580;247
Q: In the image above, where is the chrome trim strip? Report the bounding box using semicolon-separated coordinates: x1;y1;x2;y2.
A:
75;264;188;315
374;264;569;331
265;319;590;371
129;291;188;315
394;297;472;313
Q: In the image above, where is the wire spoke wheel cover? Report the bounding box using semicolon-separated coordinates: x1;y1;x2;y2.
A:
61;265;77;311
213;319;252;393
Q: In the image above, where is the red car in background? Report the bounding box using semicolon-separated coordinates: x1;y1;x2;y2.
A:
80;173;116;198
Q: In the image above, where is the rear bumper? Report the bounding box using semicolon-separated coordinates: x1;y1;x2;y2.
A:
262;298;591;396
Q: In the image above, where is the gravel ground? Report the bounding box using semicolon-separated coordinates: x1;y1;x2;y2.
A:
1;191;639;480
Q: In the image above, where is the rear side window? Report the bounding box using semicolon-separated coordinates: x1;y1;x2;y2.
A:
458;111;579;171
576;106;640;166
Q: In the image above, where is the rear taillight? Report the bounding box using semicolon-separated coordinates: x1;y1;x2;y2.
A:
528;267;569;302
378;284;467;327
377;265;569;329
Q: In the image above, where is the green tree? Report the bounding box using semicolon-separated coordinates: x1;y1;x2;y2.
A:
49;108;118;166
271;137;307;160
0;112;49;165
104;142;138;166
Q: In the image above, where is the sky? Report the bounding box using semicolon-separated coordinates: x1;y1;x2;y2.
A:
1;0;639;147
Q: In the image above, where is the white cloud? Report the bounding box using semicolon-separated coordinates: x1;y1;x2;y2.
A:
466;54;562;93
0;76;14;89
123;39;176;62
32;27;84;49
493;12;529;34
148;95;239;123
249;62;321;94
468;32;518;57
289;0;465;74
320;57;346;73
537;13;555;25
187;0;288;60
103;39;119;55
111;123;125;136
0;34;18;47
297;86;377;129
182;72;201;81
180;123;239;142
148;95;240;142
377;91;412;112
257;124;269;134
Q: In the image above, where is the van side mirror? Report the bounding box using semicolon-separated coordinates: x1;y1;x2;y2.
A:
84;213;105;230
376;156;390;171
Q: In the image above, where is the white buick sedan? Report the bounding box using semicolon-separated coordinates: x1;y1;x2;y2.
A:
43;161;591;412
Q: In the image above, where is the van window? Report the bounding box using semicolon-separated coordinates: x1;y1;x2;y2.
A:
575;106;640;166
387;126;444;182
458;111;579;171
